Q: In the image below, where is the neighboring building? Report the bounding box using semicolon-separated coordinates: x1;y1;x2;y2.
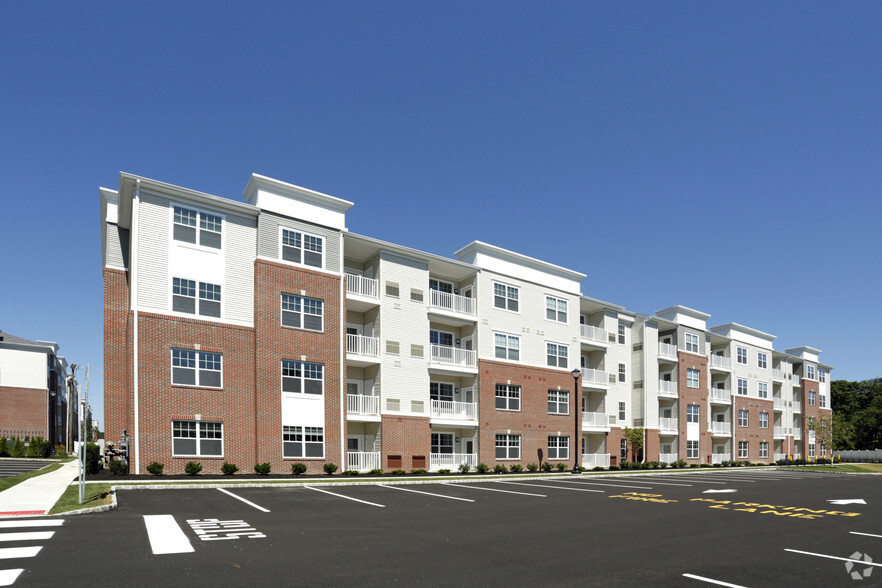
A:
100;173;834;474
0;330;76;447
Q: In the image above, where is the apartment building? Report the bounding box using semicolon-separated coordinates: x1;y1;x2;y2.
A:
100;172;833;474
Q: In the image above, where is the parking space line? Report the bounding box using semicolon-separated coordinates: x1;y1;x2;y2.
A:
650;477;725;485
498;481;604;493
0;547;42;560
143;515;195;555
785;548;882;567
0;569;24;586
378;485;475;502
0;532;54;543
850;532;882;539
306;486;385;507
217;488;271;512
610;478;692;487
682;573;746;587
445;483;546;497
554;479;654;490
0;520;64;529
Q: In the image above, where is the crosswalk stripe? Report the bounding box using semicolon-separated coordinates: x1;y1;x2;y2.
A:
0;547;42;560
0;532;54;543
0;569;24;586
0;520;63;529
143;515;194;555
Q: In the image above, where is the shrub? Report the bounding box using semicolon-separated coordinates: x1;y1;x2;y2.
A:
640;462;651;470
0;438;9;457
54;445;68;459
648;461;660;469
458;463;471;474
475;462;489;473
369;468;384;475
555;462;567;472
700;463;711;468
493;464;508;474
291;463;307;475
146;462;164;476
323;463;338;475
541;462;553;472
609;465;620;471
675;459;688;468
438;469;451;474
221;462;239;475
593;466;605;471
659;462;668;469
342;470;359;476
109;459;129;476
390;469;406;475
185;461;203;476
12;438;25;458
254;462;271;475
26;437;41;457
526;462;539;472
509;464;524;473
410;469;427;475
85;443;102;474
713;463;721;467
690;464;699;468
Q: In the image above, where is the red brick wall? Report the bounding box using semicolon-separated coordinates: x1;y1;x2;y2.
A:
103;268;132;452
677;352;710;463
608;427;626;466
381;415;431;470
801;379;827;455
478;359;581;467
644;428;659;462
732;396;775;463
0;386;47;438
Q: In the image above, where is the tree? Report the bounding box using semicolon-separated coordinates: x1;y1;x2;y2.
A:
808;416;833;465
624;427;644;462
832;378;882;450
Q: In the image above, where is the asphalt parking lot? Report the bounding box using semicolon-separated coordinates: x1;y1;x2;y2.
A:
5;469;881;587
0;460;53;479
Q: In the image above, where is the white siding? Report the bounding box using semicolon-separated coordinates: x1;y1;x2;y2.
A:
256;212;341;274
0;348;48;390
224;212;256;323
136;192;170;311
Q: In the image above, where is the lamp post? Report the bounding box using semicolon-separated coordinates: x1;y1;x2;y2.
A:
572;367;582;474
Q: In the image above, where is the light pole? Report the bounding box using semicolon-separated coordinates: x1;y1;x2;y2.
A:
572;367;582;474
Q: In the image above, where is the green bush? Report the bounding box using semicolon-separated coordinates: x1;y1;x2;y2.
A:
85;443;101;474
12;438;25;458
410;469;428;475
146;462;164;476
390;469;406;475
593;466;605;471
342;470;359;476
690;464;699;468
54;445;68;459
291;463;307;475
438;469;451;474
526;462;539;472
509;464;524;473
713;463;721;467
555;462;567;472
493;464;508;474
222;462;239;475
109;459;129;476
0;438;9;457
185;461;203;476
700;463;711;468
369;468;384;475
323;463;338;475
659;462;668;469
458;463;471;473
254;462;271;475
541;462;553;472
475;462;489;473
26;437;41;457
609;465;620;470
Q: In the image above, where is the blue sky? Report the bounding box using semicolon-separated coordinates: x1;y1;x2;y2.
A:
2;2;880;429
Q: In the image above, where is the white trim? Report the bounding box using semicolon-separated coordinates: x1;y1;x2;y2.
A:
278;225;326;271
491;280;521;314
169;200;226;252
171;419;225;458
544;294;568;325
132;179;141;474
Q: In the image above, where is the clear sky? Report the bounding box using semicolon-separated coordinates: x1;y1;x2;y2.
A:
2;2;880;430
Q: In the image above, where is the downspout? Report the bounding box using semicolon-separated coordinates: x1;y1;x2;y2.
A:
131;179;141;474
642;318;647;464
340;232;346;470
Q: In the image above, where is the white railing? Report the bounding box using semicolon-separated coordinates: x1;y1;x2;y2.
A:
347;451;381;472
430;344;477;368
658;380;677;396
772;369;785;380
774;453;786;461
711;421;731;435
431;399;477;421
774;426;787;437
581;453;611;468
659;417;679;432
792;375;801;386
580;324;608;343
581;368;610;386
792;429;802;440
582;412;609;428
792;401;802;413
658;342;678;359
430;453;477;471
710;389;731;402
710;355;731;370
346;334;379;358
345;274;379;299
429;289;476;316
659;453;678;463
773;398;786;409
347;394;380;416
712;453;730;464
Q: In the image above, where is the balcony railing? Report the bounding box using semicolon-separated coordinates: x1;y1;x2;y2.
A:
429;289;476;316
773;398;787;409
347;451;381;472
658;380;677;396
430;344;477;369
659;417;679;432
658;342;678;360
431;399;477;421
581;368;610;386
582;411;609;428
711;421;731;435
345;274;379;299
430;453;477;471
347;394;380;417
710;355;731;370
792;401;802;413
712;453;731;465
792;375;801;386
581;453;610;468
710;389;731;403
346;334;379;358
580;324;608;344
659;453;678;463
793;430;802;440
772;369;785;380
774;426;787;438
774;453;786;461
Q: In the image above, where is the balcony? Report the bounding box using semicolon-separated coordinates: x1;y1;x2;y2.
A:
346;274;379;300
710;355;731;371
582;411;610;429
430;453;477;472
347;394;380;418
431;399;477;422
581;453;610;468
774;426;787;438
430;344;477;371
792;401;802;413
658;380;677;397
710;389;731;404
581;368;610;387
659;453;678;463
792;375;801;387
793;429;802;440
773;397;787;410
711;421;731;435
658;342;678;361
429;289;476;317
712;453;731;465
580;325;609;346
346;451;381;472
772;369;785;381
347;333;379;357
659;417;679;433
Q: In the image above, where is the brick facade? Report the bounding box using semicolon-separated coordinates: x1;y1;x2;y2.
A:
103;268;132;454
677;351;710;463
731;396;775;462
381;415;431;470
0;386;47;439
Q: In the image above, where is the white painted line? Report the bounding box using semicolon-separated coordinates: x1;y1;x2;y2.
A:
651;477;725;485
0;532;54;542
785;548;882;567
0;520;64;528
445;483;546;497
143;515;195;555
498;481;604;493
217;488;271;512
305;486;385;507
378;485;475;502
609;477;693;487
850;532;882;539
682;573;747;587
0;569;23;586
678;476;756;483
829;499;866;505
554;479;654;490
0;547;42;560
703;489;738;494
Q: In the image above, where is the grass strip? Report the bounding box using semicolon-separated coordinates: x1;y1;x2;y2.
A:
49;483;114;514
0;461;66;493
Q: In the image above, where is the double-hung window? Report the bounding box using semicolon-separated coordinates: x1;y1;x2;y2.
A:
757;352;768;369
687;440;698;459
618;324;626;345
687;368;699;388
738;441;748;459
172;278;222;317
281;293;324;331
737;378;748;396
808;390;816;406
685;332;699;354
495;434;520;459
759;412;769;429
619;401;626;422
618;363;627;383
172;420;222;456
687;404;699;423
819;394;826;408
172;349;222;388
493;282;519;312
548;436;569;460
547;390;569;415
282;360;324;395
806;365;816;380
545;296;567;323
759;442;769;458
819;369;826;383
737;347;748;365
494;333;520;361
173;205;222;249
757;382;768;399
281;228;323;268
738;409;749;427
546;342;568;368
283;425;324;457
495;384;520;411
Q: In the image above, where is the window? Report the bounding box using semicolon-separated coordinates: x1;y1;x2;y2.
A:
430;382;454;402
431;433;454;454
738;409;748;427
738;441;748;459
737;378;748;396
172;349;222;388
619;401;626;422
687;440;698;459
283;425;324;457
545;296;567;323
494;333;520;361
808;442;816;459
618;363;626;383
737;347;748;365
548;390;569;415
173;206;222;249
431;330;454;347
685;332;699;354
757;352;768;369
687;368;699;388
819;369;826;383
281;294;323;331
819;394;826;408
281;360;324;395
495;434;520;459
493;282;519;312
547;343;568;368
620;439;627;461
172;420;222;456
385;282;399;297
759;412;769;429
808;390;816;406
806;365;816;380
757;382;768;399
281;228;323;268
759;442;769;458
172;278;221;317
618;324;626;345
548;436;569;460
495;384;520;411
687;404;699;423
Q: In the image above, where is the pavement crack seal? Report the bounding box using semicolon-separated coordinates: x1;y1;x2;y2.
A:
690;498;862;520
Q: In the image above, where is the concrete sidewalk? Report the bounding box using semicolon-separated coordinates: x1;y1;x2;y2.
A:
0;460;79;517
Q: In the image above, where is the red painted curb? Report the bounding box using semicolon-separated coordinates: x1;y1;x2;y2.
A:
0;510;46;516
